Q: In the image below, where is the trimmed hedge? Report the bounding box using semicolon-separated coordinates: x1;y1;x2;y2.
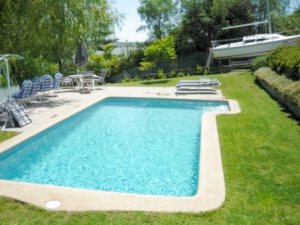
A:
267;42;300;80
255;67;300;119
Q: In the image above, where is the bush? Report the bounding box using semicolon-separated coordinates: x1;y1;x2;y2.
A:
267;42;300;80
195;65;204;75
255;67;300;111
132;76;141;82
12;56;58;85
177;72;185;77
167;70;177;78
251;56;268;71
121;76;131;83
204;68;210;75
157;69;166;79
139;61;155;72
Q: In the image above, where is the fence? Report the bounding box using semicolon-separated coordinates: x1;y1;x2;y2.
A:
110;52;209;82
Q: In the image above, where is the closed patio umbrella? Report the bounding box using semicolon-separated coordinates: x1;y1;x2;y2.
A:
75;41;88;67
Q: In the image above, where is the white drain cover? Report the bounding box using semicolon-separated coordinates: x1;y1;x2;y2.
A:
46;200;61;209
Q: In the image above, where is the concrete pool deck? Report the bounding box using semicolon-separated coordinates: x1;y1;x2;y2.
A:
0;86;241;212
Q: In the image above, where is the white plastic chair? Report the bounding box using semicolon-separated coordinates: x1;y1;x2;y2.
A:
80;73;95;93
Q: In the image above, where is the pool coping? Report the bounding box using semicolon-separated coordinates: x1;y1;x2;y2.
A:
0;92;240;212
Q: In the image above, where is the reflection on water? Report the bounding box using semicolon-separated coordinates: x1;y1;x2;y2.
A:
0;86;20;102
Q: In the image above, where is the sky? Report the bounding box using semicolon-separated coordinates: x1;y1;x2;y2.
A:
113;0;148;42
113;0;300;42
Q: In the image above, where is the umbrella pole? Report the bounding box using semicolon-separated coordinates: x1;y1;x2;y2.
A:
4;58;11;102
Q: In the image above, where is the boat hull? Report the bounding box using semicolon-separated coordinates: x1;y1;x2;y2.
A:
212;35;300;59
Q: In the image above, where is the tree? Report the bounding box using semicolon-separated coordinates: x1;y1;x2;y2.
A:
140;36;177;72
219;0;255;39
252;0;290;33
27;0;118;73
176;0;290;52
277;8;300;35
177;0;228;51
138;0;177;40
0;0;120;78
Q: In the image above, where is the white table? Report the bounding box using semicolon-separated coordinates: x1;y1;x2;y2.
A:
68;74;104;85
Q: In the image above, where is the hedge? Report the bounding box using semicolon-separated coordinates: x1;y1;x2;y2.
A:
267;42;300;80
255;67;300;119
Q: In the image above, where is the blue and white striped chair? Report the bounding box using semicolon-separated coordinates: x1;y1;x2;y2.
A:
12;80;33;106
52;72;62;96
39;74;53;100
30;77;41;100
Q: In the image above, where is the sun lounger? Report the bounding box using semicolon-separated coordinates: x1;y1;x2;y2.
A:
52;73;62;94
175;86;217;95
12;80;33;106
29;77;41;101
176;78;220;88
178;78;212;83
176;89;217;95
1;100;32;128
39;74;53;100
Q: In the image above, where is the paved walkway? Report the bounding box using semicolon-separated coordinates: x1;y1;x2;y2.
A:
7;86;224;133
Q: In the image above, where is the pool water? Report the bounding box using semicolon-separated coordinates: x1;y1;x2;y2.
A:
0;97;229;196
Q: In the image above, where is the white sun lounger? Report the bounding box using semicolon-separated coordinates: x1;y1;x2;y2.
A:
176;78;220;88
175;86;217;95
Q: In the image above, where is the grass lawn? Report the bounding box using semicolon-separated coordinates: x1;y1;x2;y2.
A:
0;70;299;224
0;131;18;143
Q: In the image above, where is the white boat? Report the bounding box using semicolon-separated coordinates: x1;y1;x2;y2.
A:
212;33;300;59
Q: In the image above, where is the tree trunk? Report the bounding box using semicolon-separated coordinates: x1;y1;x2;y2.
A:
58;59;63;73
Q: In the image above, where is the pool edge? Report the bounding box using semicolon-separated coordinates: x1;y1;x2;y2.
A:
0;93;241;212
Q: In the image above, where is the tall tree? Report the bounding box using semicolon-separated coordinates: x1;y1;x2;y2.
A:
177;0;228;51
176;0;291;52
0;0;119;74
138;0;177;40
252;0;290;33
277;8;300;35
219;0;255;39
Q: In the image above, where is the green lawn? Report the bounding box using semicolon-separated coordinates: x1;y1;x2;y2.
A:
0;70;299;224
0;131;17;143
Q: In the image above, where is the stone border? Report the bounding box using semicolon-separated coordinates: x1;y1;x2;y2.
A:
0;91;240;212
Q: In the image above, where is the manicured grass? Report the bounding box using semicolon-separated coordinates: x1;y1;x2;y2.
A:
0;70;299;224
0;131;18;143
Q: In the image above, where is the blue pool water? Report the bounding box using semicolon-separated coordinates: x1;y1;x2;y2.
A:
0;97;229;196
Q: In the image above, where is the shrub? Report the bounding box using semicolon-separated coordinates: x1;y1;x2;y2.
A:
139;36;177;72
13;56;58;84
132;76;141;82
267;42;300;80
157;69;166;79
204;68;210;75
255;67;300;110
88;54;106;70
251;55;268;71
167;70;177;78
195;65;204;75
177;72;185;77
121;75;132;83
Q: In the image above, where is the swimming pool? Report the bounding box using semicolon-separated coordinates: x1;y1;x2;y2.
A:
0;97;229;197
